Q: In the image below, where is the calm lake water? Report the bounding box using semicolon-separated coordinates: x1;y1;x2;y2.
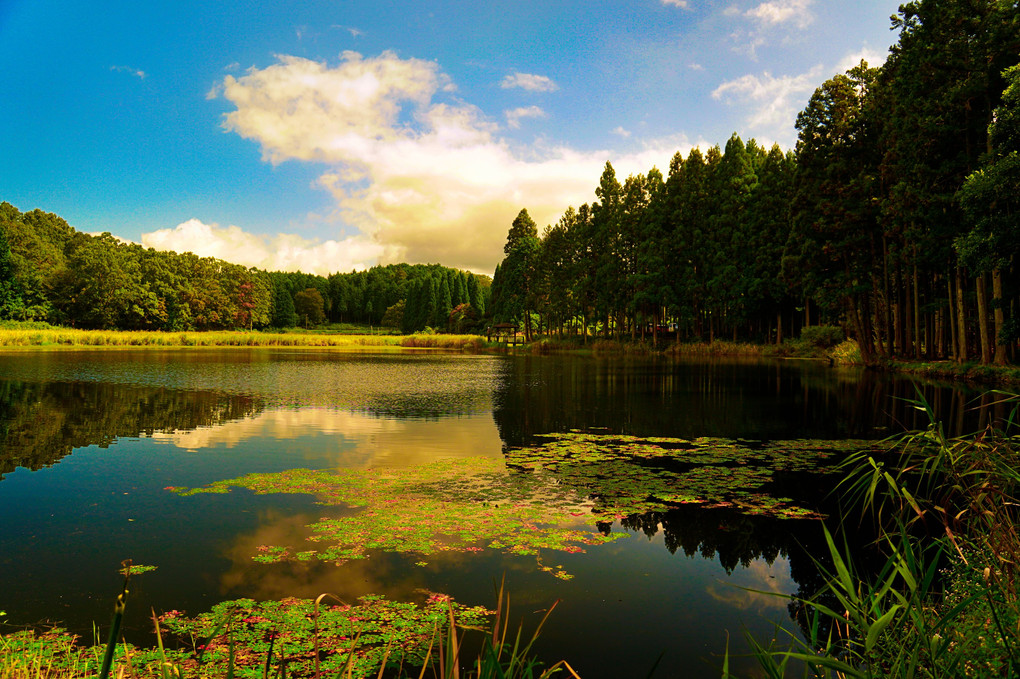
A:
0;350;1007;677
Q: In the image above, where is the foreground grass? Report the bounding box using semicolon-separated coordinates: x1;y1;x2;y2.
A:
0;327;491;352
732;394;1020;678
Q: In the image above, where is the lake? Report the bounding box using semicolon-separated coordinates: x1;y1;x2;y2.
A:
0;349;1006;677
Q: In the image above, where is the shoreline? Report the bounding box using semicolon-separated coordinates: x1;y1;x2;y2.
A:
3;326;1019;386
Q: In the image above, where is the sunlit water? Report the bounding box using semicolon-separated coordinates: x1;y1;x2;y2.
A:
0;350;1003;677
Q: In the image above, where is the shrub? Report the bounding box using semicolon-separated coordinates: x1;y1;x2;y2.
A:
829;339;862;366
800;325;845;349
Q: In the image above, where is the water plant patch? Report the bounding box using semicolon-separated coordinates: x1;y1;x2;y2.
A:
505;432;886;520
173;457;623;579
156;593;493;678
0;593;493;678
172;434;884;577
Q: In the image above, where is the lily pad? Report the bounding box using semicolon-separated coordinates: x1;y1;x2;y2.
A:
172;434;886;577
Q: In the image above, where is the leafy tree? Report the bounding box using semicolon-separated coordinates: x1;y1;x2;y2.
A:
467;273;484;316
381;300;405;329
293;288;325;327
496;209;540;338
958;63;1020;360
0;221;24;319
435;275;452;329
785;62;882;359
592;163;623;337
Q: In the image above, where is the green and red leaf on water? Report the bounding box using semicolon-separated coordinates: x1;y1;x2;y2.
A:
171;434;883;575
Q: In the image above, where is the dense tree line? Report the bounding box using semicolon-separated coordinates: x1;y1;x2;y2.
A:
491;0;1020;364
0;202;489;332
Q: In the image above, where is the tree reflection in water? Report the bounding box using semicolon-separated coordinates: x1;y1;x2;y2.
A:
0;379;262;479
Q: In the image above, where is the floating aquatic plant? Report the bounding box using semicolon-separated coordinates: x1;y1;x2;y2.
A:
175;457;623;578
506;432;885;521
154;593;494;678
172;434;885;577
0;593;496;679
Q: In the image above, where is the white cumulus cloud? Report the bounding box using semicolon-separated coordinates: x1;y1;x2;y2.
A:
836;47;888;74
745;0;814;29
661;0;689;7
711;65;824;146
141;218;394;275
499;72;559;92
209;51;690;273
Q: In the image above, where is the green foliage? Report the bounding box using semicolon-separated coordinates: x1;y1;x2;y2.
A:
958;64;1020;276
0;220;24;320
0;204;484;334
829;339;863;366
271;277;297;328
381;299;405;328
799;325;845;349
293;287;326;327
495;209;541;339
737;394;1020;677
154;594;494;678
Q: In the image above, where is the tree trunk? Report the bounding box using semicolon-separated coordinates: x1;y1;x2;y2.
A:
976;272;991;365
847;295;871;361
947;277;958;361
894;258;904;357
882;238;894;356
955;268;968;362
992;269;1006;365
913;265;921;359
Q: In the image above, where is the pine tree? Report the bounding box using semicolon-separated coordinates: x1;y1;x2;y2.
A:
272;279;297;328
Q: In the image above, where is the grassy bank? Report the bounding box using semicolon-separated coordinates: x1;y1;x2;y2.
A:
0;326;491;352
881;358;1020;385
7;323;1020;386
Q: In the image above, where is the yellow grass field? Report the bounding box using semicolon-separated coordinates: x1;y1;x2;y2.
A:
0;328;488;351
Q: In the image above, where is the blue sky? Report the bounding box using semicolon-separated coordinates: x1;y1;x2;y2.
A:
0;0;901;274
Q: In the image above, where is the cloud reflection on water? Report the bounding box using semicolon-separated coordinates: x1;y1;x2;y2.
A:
151;407;504;468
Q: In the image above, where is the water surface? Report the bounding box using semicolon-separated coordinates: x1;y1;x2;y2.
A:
0;350;1002;678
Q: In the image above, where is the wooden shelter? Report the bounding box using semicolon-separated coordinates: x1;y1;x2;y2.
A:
487;322;522;346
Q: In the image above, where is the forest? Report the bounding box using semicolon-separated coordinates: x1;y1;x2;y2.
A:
0;200;490;335
490;0;1020;365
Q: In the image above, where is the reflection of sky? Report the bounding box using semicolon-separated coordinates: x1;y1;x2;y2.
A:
705;556;797;614
150;407;504;468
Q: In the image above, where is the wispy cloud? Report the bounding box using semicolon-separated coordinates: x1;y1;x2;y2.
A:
727;0;816;58
711;64;824;146
208;51;690;273
332;24;364;38
500;72;558;93
110;65;146;80
661;0;689;7
505;106;546;129
612;126;631;138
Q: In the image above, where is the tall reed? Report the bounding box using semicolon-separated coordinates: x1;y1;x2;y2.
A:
731;391;1020;677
